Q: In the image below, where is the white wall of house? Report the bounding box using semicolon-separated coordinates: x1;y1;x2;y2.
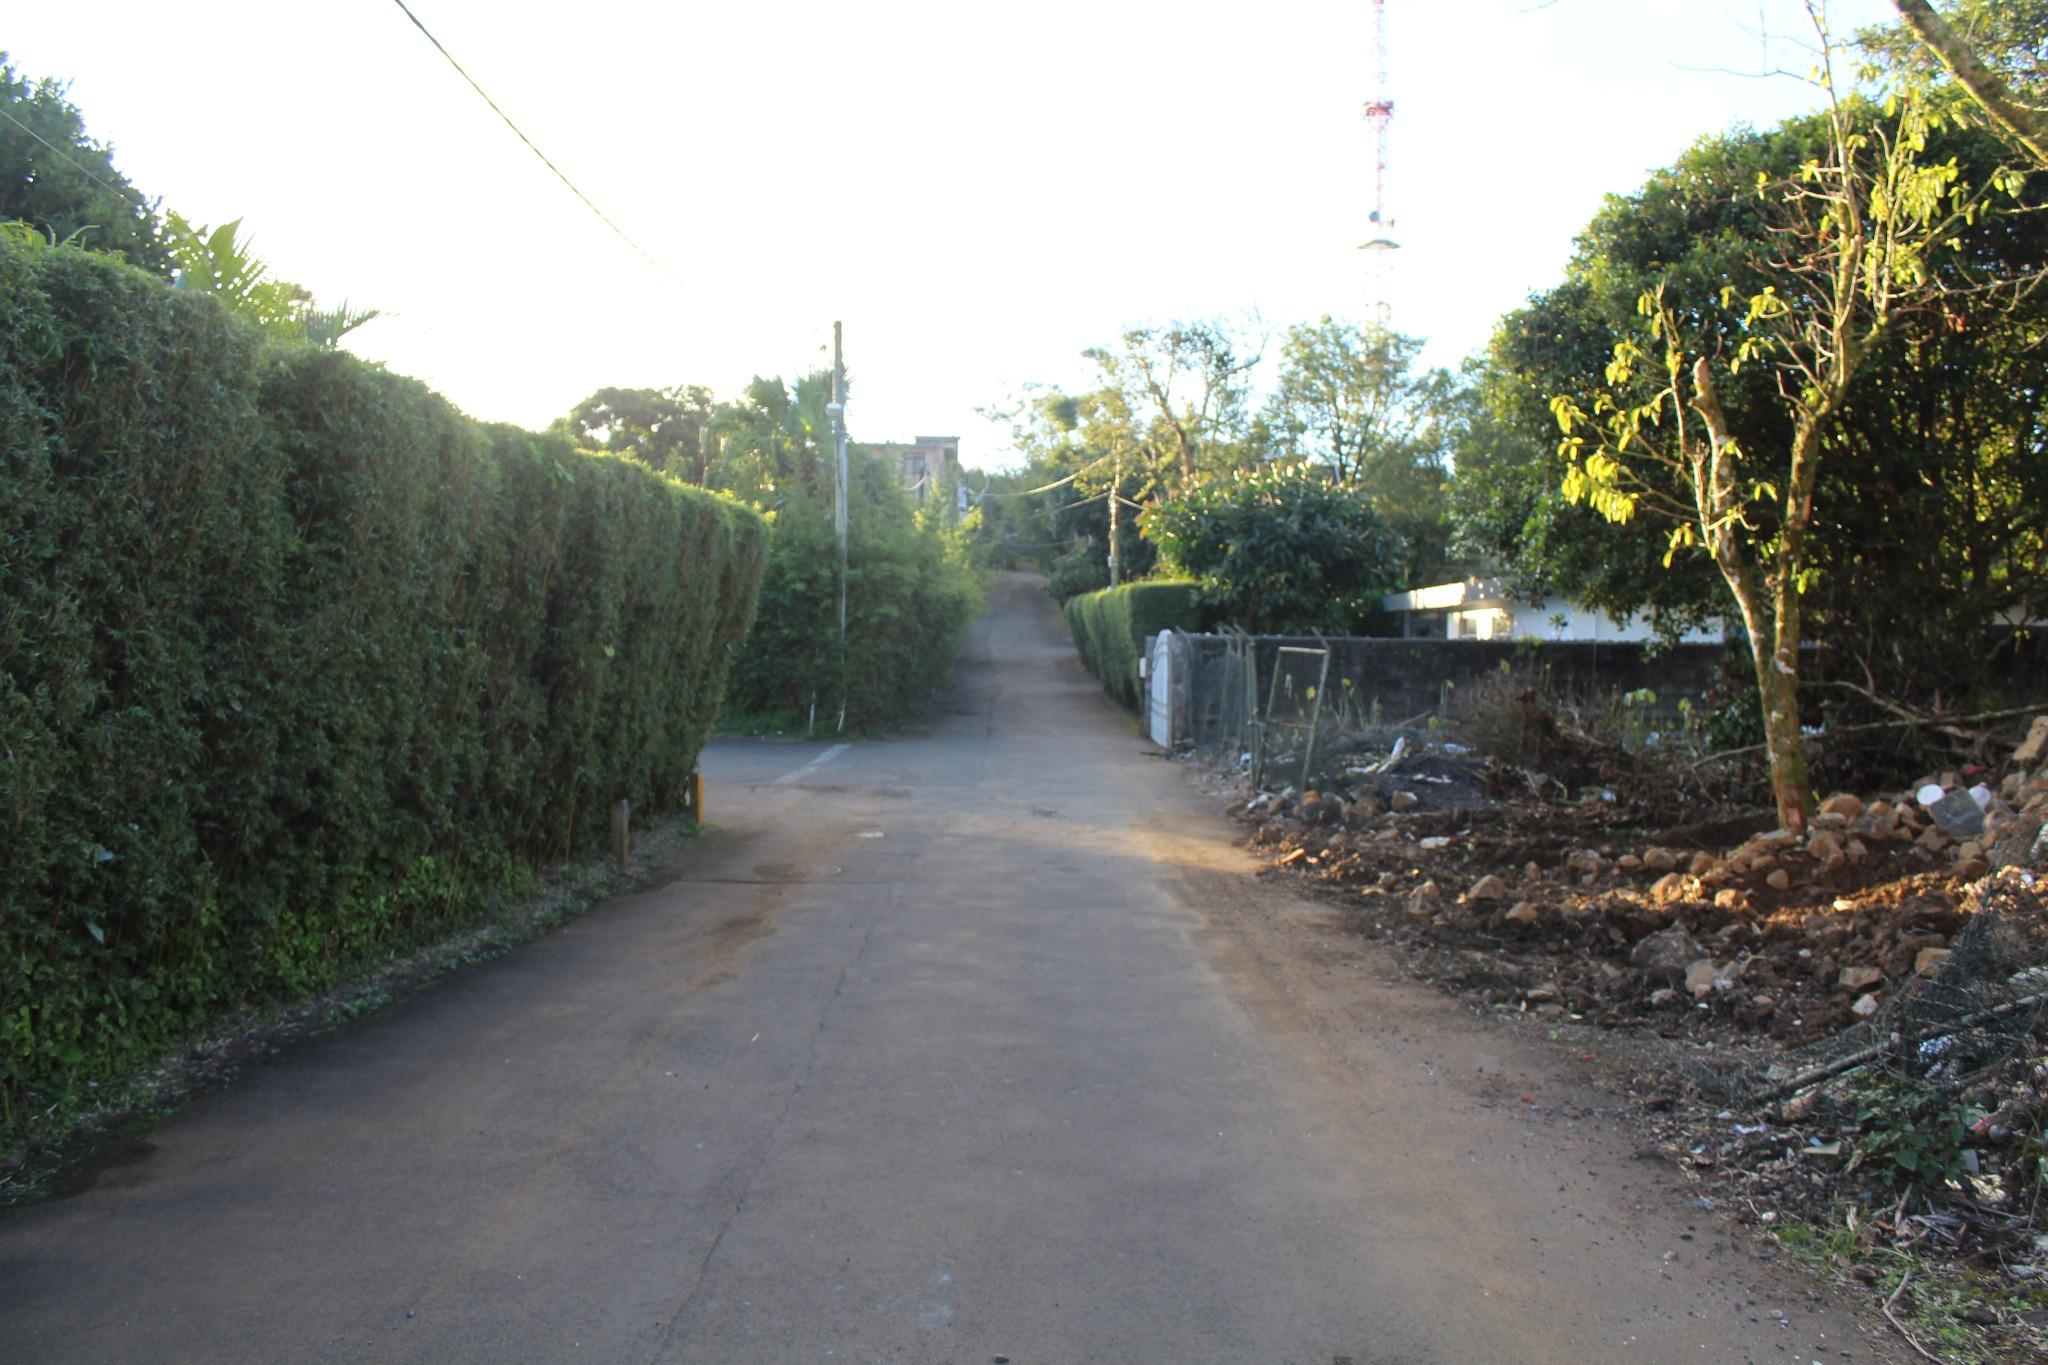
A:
1390;581;1723;644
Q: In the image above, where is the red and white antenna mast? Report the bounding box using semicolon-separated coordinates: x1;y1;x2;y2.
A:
1359;0;1399;331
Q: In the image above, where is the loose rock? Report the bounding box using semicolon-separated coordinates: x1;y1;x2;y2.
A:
1297;790;1340;825
2014;715;2048;767
1632;924;1705;984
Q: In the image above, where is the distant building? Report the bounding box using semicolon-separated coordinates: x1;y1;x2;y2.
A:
869;436;959;500
1381;577;1724;643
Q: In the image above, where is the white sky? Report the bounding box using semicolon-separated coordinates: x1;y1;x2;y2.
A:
9;0;1898;469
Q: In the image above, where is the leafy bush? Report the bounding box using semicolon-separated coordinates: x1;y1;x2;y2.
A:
1043;543;1113;603
1847;1076;1977;1193
1142;460;1404;633
0;243;766;1142
1039;485;1156;604
1062;580;1204;710
722;456;983;731
562;376;985;733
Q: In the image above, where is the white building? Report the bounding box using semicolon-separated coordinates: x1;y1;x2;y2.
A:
1381;577;1723;643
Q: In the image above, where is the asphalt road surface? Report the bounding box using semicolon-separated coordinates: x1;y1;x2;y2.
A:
0;574;1892;1363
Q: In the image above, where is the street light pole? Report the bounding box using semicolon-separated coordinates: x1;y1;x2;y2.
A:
827;321;849;731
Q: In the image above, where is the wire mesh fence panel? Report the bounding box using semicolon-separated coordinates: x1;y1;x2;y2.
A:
1181;633;1450;789
1252;645;1331;790
1679;873;2048;1106
1182;632;1256;771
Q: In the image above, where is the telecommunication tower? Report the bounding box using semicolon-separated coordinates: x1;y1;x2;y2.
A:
1358;0;1399;330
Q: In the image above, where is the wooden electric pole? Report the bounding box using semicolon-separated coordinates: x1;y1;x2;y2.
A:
1107;447;1122;588
829;322;849;731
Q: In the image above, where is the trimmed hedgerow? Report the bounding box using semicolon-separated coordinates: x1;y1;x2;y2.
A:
1062;580;1204;711
0;242;765;1140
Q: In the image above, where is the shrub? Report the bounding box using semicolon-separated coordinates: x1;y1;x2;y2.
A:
724;456;984;731
1063;580;1204;710
0;242;766;1140
1143;460;1404;632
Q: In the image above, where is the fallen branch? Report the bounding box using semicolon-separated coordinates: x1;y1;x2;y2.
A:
1882;1267;1942;1364
1688;704;2044;770
1818;678;2038;745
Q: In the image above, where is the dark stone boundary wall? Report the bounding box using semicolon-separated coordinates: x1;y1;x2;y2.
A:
1222;636;1729;724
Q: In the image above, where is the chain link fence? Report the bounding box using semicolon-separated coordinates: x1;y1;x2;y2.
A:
1180;632;1411;791
1172;630;1725;791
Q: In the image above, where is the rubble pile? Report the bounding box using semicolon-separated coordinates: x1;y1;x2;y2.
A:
1235;747;2048;1049
1224;716;2048;1350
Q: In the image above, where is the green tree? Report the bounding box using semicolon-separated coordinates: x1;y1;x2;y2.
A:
1456;101;2048;728
1081;321;1260;498
1885;0;2048;168
556;369;985;730
1267;319;1454;583
556;384;718;481
1143;461;1403;633
992;322;1261;599
1549;30;2016;830
706;371;838;500
0;56;169;273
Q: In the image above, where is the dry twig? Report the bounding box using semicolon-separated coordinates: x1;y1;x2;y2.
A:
1689;703;2042;769
1881;1267;1942;1363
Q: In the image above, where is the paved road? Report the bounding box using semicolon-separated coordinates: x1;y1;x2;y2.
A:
0;574;1886;1362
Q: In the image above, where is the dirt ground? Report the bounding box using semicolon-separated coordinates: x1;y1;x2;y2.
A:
1211;723;2048;1362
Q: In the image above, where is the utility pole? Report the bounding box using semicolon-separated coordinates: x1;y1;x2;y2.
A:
830;322;848;633
1106;447;1122;588
828;321;849;731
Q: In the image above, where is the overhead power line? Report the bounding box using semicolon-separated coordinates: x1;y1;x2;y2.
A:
0;104;132;203
976;452;1117;500
387;0;674;280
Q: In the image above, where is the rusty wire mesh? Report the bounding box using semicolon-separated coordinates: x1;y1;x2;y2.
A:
1683;872;2048;1106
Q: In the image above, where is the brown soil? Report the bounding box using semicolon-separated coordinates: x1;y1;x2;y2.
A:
1225;738;2048;1360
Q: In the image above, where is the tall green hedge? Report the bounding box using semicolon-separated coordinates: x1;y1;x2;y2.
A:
1062;580;1203;710
0;242;766;1137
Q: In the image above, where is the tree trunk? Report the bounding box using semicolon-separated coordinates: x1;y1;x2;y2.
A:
1892;0;2048;171
1717;556;1812;836
1756;616;1813;835
1691;357;1813;833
